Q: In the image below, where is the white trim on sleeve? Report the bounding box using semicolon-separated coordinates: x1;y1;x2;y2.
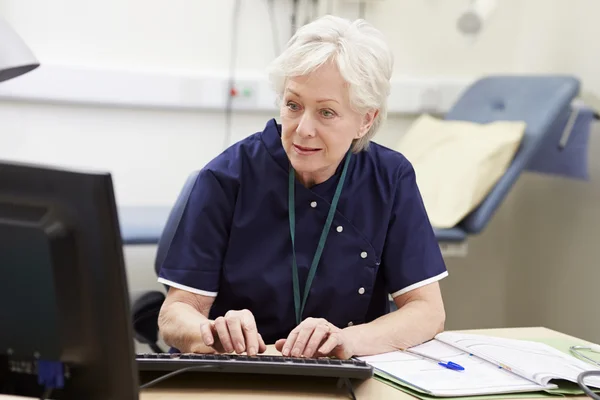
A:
390;271;448;298
157;277;218;297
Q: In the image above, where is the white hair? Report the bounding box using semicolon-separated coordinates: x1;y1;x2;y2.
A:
267;15;394;152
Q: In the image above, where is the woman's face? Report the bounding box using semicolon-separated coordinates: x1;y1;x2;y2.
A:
280;62;376;186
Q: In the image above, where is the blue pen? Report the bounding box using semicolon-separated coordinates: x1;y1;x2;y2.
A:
404;348;465;371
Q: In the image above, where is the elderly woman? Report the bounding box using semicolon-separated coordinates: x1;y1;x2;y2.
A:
157;15;447;360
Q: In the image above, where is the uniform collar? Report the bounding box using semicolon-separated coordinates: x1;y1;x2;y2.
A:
260;118;354;198
261;118;289;173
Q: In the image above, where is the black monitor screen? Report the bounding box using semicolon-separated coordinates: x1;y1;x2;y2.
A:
0;161;138;400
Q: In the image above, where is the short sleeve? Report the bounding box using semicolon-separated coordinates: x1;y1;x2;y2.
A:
157;168;237;296
382;161;448;298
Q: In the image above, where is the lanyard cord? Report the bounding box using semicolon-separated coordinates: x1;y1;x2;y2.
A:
288;150;352;325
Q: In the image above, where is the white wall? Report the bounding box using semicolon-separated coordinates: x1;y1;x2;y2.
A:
3;0;600;340
2;0;599;206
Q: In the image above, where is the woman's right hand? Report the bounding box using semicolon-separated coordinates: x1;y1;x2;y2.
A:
198;309;267;356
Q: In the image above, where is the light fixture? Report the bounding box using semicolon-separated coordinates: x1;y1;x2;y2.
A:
0;16;40;83
457;0;498;37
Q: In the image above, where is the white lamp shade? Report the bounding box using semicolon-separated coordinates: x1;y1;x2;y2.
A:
0;16;40;83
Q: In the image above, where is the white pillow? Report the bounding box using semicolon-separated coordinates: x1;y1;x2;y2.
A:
395;114;525;229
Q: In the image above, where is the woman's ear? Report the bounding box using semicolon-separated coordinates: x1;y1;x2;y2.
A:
357;109;379;138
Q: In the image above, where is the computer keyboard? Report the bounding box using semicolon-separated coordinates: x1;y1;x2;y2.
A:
136;352;374;380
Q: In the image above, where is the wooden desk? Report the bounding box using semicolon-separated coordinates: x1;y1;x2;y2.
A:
140;327;594;400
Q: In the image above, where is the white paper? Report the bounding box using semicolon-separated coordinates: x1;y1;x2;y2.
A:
436;332;600;388
358;340;553;397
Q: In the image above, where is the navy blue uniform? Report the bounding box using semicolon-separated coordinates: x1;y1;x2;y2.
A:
158;119;447;344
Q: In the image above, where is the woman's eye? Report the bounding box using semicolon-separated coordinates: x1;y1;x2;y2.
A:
321;109;335;118
286;102;299;111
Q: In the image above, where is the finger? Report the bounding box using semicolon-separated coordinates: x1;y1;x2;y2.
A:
275;339;286;352
257;336;267;354
318;332;342;356
257;334;267;353
251;334;266;354
304;323;330;358
226;316;246;354
208;321;228;354
282;329;299;356
214;317;234;353
291;326;314;358
241;313;259;356
200;321;215;347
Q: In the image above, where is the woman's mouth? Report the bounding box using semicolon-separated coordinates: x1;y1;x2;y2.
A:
293;144;321;156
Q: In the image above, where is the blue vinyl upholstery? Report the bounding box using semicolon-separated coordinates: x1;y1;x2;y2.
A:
118;206;170;245
153;171;200;277
439;75;580;237
433;227;467;243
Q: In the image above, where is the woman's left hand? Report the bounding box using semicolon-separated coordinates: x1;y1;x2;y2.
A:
275;318;354;359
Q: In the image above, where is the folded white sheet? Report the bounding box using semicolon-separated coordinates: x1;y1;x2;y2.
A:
395;114;525;229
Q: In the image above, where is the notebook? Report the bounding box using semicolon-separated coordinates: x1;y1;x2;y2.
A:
357;332;600;397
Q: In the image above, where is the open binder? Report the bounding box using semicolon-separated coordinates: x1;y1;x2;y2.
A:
358;332;600;397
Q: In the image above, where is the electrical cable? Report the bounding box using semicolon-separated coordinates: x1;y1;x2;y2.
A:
223;0;242;151
139;365;218;390
39;387;52;400
577;370;600;400
344;377;357;400
291;0;300;37
337;377;357;400
267;0;281;55
358;1;366;19
304;0;311;25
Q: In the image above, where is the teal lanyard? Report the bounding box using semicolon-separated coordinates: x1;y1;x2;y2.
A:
288;150;352;325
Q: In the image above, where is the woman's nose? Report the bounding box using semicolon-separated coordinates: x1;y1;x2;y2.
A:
296;113;316;137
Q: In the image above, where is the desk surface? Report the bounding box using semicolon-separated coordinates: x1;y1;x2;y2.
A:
0;327;591;400
139;326;593;400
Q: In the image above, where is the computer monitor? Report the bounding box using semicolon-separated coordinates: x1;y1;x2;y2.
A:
0;161;139;399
